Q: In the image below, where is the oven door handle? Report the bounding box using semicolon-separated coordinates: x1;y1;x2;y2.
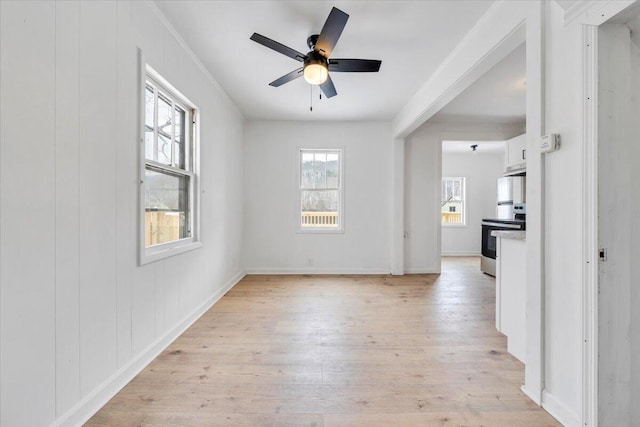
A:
482;221;522;229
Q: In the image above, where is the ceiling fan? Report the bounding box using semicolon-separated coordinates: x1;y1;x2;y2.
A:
250;7;382;98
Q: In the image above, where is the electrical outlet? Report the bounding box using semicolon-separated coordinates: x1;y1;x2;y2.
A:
307;258;314;266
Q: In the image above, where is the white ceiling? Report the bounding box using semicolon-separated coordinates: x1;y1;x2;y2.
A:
442;140;505;154
154;0;495;121
430;42;526;125
554;0;579;11
608;1;640;46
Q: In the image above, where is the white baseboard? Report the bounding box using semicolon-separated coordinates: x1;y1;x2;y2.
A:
520;384;541;405
52;270;246;427
245;268;391;275
541;390;581;427
403;268;440;274
441;251;481;256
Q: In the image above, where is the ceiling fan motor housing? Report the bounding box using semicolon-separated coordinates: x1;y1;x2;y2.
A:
307;34;320;51
304;51;328;68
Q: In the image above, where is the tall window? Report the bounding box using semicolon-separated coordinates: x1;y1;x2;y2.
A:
140;67;199;264
441;177;465;225
299;149;343;232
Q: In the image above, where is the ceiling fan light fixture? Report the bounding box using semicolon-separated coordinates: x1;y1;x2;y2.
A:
303;61;328;85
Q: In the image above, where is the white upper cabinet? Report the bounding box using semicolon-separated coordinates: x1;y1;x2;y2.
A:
504;133;526;174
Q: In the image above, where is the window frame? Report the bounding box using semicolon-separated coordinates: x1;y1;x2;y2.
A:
297;148;345;234
139;62;201;265
441;176;466;227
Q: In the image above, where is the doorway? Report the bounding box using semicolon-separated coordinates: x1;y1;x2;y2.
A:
440;140;506;258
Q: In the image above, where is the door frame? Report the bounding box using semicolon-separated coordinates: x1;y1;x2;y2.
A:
581;23;598;427
575;1;637;425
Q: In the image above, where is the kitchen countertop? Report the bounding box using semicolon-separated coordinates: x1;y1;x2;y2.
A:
491;230;526;240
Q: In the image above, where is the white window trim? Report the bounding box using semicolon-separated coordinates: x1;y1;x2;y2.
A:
441;176;466;228
297;147;345;234
138;55;201;265
443;224;468;229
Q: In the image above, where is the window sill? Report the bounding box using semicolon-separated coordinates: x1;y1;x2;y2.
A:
442;224;468;228
139;240;203;265
297;228;345;234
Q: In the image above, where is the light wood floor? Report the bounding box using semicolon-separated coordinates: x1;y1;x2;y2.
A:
87;257;560;426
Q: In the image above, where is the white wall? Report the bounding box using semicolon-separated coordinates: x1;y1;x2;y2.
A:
631;27;640;425
244;121;391;274
441;149;505;256
404;124;440;273
404;121;522;273
0;2;245;426
541;3;584;424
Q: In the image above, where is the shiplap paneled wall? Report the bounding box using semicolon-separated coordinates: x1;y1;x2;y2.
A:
0;2;245;426
1;3;57;425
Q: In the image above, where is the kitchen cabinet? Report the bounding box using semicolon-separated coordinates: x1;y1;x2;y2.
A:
505;133;526;174
493;230;526;363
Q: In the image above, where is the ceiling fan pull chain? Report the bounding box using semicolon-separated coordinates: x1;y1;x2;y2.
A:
310;84;313;112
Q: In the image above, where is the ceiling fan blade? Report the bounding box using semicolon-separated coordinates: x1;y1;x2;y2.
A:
250;33;306;62
269;68;304;87
328;59;382;73
319;75;337;98
315;7;349;58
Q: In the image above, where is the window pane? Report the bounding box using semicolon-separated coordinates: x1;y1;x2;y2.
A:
145;86;155;161
174;106;185;169
157;94;173;165
145;168;190;246
442;178;463;202
441;201;463;224
443;179;451;201
326;153;339;188
301;189;339;228
301;152;315;188
453;180;461;200
301;189;338;212
312;153;327;189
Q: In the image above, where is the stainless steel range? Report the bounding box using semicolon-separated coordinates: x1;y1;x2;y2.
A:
481;218;526;276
